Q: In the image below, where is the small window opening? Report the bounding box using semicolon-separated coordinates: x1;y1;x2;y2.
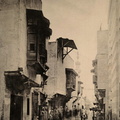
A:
30;44;35;51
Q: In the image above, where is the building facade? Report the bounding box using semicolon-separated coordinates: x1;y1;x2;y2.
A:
66;52;84;111
92;0;120;119
0;0;52;120
91;30;109;120
108;0;120;119
44;37;78;110
106;0;120;119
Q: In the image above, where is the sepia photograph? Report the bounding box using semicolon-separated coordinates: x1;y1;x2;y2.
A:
0;0;116;120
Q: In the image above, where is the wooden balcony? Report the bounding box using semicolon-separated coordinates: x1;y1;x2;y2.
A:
66;68;78;92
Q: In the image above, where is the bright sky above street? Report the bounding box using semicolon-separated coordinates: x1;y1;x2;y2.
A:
43;0;109;102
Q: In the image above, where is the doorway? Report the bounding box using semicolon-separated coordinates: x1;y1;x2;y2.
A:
10;94;23;120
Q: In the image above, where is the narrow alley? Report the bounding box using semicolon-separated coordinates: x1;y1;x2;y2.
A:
0;0;117;120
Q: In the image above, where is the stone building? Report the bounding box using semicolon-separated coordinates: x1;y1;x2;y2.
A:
107;0;120;119
105;0;120;119
44;37;78;110
91;30;108;120
66;52;84;110
0;0;52;120
67;80;83;110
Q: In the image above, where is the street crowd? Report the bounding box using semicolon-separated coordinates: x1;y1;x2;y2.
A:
39;105;88;120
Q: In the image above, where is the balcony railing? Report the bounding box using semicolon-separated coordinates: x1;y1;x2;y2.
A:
27;9;51;75
66;68;78;92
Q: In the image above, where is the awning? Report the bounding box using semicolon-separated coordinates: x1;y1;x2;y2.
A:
53;93;66;98
4;70;39;94
57;37;77;60
27;9;52;38
66;68;78;76
27;9;50;27
57;37;77;49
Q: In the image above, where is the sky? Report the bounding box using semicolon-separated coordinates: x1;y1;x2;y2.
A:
42;0;109;102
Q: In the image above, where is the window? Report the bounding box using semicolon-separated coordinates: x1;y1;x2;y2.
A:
30;43;35;51
27;22;37;53
27;10;38;60
27;9;48;65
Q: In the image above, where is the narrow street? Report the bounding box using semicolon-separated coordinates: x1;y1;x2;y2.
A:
0;0;116;120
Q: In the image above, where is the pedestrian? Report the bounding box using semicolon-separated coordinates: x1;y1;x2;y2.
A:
40;107;45;120
80;109;83;120
59;106;64;120
44;106;48;120
73;105;78;120
81;112;88;120
53;107;59;120
64;106;70;120
48;109;54;120
58;110;62;120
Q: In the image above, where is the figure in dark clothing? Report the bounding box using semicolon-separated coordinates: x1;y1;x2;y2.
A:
48;109;54;120
73;105;78;117
64;106;70;119
53;108;59;120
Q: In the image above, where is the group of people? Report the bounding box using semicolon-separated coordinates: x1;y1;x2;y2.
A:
48;106;64;120
32;103;88;120
39;105;88;120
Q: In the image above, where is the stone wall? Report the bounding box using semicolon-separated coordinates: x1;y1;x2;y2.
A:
0;0;42;120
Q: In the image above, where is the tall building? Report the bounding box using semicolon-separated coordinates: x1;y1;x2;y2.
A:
66;52;84;112
0;0;52;120
108;0;120;119
44;37;78;110
91;30;108;120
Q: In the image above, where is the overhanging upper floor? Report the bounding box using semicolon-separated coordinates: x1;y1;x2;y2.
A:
66;68;78;92
57;37;77;61
4;69;39;94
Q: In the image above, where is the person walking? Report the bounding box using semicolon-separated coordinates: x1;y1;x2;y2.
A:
48;109;54;120
73;105;78;120
64;106;70;120
53;107;59;120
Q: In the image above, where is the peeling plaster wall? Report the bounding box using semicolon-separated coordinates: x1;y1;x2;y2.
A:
0;0;42;120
